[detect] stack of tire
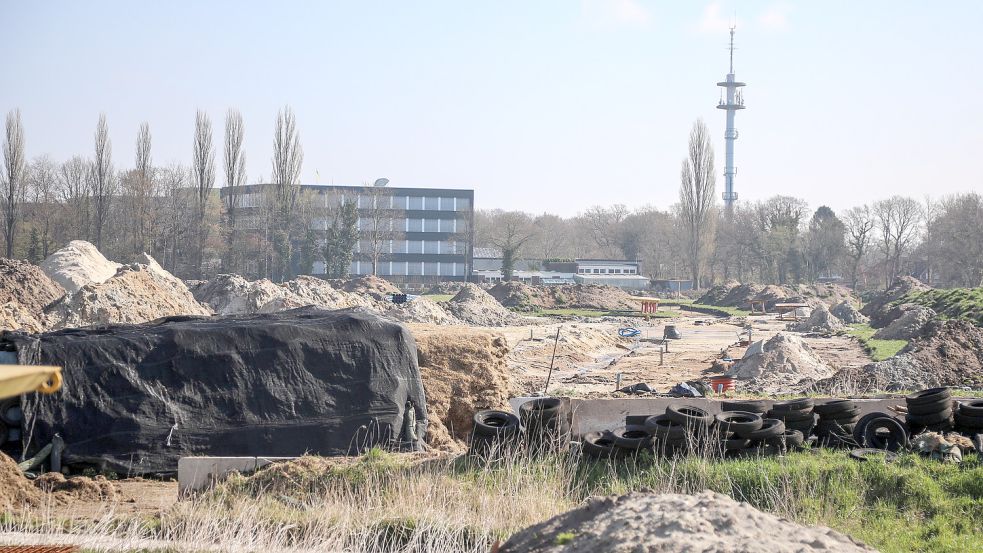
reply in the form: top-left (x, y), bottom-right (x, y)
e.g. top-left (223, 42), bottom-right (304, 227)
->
top-left (905, 388), bottom-right (954, 433)
top-left (814, 399), bottom-right (861, 447)
top-left (519, 398), bottom-right (571, 455)
top-left (852, 412), bottom-right (909, 451)
top-left (766, 399), bottom-right (817, 438)
top-left (644, 404), bottom-right (715, 456)
top-left (716, 411), bottom-right (802, 455)
top-left (955, 400), bottom-right (983, 434)
top-left (720, 400), bottom-right (771, 417)
top-left (469, 409), bottom-right (521, 458)
top-left (581, 425), bottom-right (651, 460)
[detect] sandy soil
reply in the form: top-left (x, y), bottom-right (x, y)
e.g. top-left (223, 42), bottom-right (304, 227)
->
top-left (39, 478), bottom-right (178, 520)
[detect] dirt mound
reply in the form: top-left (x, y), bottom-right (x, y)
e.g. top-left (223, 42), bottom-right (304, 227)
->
top-left (0, 452), bottom-right (41, 510)
top-left (0, 257), bottom-right (65, 313)
top-left (410, 324), bottom-right (512, 451)
top-left (444, 283), bottom-right (525, 326)
top-left (0, 301), bottom-right (47, 332)
top-left (726, 332), bottom-right (836, 393)
top-left (489, 281), bottom-right (550, 310)
top-left (283, 276), bottom-right (375, 310)
top-left (34, 472), bottom-right (118, 503)
top-left (832, 300), bottom-right (867, 324)
top-left (820, 319), bottom-right (983, 392)
top-left (338, 275), bottom-right (401, 301)
top-left (41, 240), bottom-right (121, 293)
top-left (872, 304), bottom-right (935, 340)
top-left (795, 283), bottom-right (856, 308)
top-left (426, 281), bottom-right (465, 295)
top-left (383, 296), bottom-right (461, 325)
top-left (489, 281), bottom-right (639, 312)
top-left (500, 490), bottom-right (874, 553)
top-left (862, 276), bottom-right (931, 327)
top-left (192, 274), bottom-right (298, 315)
top-left (793, 303), bottom-right (844, 334)
top-left (52, 263), bottom-right (212, 329)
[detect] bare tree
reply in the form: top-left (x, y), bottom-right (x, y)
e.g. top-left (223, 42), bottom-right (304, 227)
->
top-left (874, 196), bottom-right (922, 288)
top-left (92, 113), bottom-right (116, 250)
top-left (27, 155), bottom-right (59, 259)
top-left (270, 106), bottom-right (303, 280)
top-left (2, 109), bottom-right (27, 256)
top-left (363, 186), bottom-right (400, 275)
top-left (489, 211), bottom-right (536, 281)
top-left (223, 108), bottom-right (246, 273)
top-left (678, 119), bottom-right (717, 287)
top-left (58, 155), bottom-right (91, 241)
top-left (192, 110), bottom-right (216, 277)
top-left (130, 121), bottom-right (155, 254)
top-left (842, 205), bottom-right (875, 289)
top-left (580, 205), bottom-right (629, 257)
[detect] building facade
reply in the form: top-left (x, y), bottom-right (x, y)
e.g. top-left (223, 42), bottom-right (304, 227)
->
top-left (226, 183), bottom-right (474, 283)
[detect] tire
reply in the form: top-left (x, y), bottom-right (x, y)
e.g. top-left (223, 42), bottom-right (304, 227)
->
top-left (850, 448), bottom-right (898, 462)
top-left (715, 411), bottom-right (763, 436)
top-left (740, 418), bottom-right (785, 440)
top-left (905, 387), bottom-right (951, 406)
top-left (769, 409), bottom-right (814, 423)
top-left (610, 425), bottom-right (652, 450)
top-left (770, 398), bottom-right (815, 413)
top-left (814, 399), bottom-right (856, 416)
top-left (906, 396), bottom-right (952, 416)
top-left (519, 398), bottom-right (562, 421)
top-left (860, 417), bottom-right (909, 452)
top-left (665, 404), bottom-right (714, 429)
top-left (581, 431), bottom-right (621, 460)
top-left (852, 412), bottom-right (893, 445)
top-left (906, 407), bottom-right (953, 426)
top-left (472, 410), bottom-right (520, 438)
top-left (822, 408), bottom-right (862, 423)
top-left (644, 414), bottom-right (686, 439)
top-left (768, 429), bottom-right (804, 450)
top-left (957, 400), bottom-right (983, 417)
top-left (954, 411), bottom-right (983, 430)
top-left (0, 398), bottom-right (21, 426)
top-left (722, 437), bottom-right (751, 451)
top-left (721, 400), bottom-right (770, 414)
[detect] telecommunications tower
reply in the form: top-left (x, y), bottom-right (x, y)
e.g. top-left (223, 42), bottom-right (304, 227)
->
top-left (717, 26), bottom-right (745, 212)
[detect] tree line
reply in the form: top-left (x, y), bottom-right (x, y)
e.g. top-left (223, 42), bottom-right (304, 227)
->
top-left (476, 120), bottom-right (983, 290)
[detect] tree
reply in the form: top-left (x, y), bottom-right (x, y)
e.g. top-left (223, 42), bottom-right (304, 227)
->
top-left (2, 109), bottom-right (26, 257)
top-left (192, 110), bottom-right (216, 277)
top-left (363, 186), bottom-right (400, 275)
top-left (873, 196), bottom-right (922, 288)
top-left (129, 121), bottom-right (155, 254)
top-left (223, 109), bottom-right (246, 273)
top-left (323, 198), bottom-right (358, 278)
top-left (58, 155), bottom-right (91, 242)
top-left (92, 114), bottom-right (116, 250)
top-left (805, 206), bottom-right (845, 280)
top-left (27, 155), bottom-right (59, 259)
top-left (842, 205), bottom-right (875, 289)
top-left (489, 211), bottom-right (535, 281)
top-left (580, 205), bottom-right (629, 257)
top-left (678, 119), bottom-right (717, 287)
top-left (270, 106), bottom-right (303, 280)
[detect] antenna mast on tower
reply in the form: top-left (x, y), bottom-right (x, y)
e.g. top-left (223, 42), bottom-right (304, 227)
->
top-left (717, 26), bottom-right (745, 213)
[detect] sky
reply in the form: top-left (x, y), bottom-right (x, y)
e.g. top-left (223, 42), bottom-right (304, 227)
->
top-left (2, 1), bottom-right (981, 217)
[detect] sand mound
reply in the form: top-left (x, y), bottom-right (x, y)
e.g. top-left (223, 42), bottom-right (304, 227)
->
top-left (0, 452), bottom-right (41, 510)
top-left (444, 283), bottom-right (525, 326)
top-left (34, 472), bottom-right (118, 503)
top-left (0, 257), bottom-right (65, 313)
top-left (383, 297), bottom-right (461, 325)
top-left (795, 283), bottom-right (856, 308)
top-left (192, 274), bottom-right (299, 315)
top-left (338, 275), bottom-right (401, 301)
top-left (832, 300), bottom-right (867, 324)
top-left (283, 276), bottom-right (375, 310)
top-left (52, 263), bottom-right (212, 329)
top-left (500, 490), bottom-right (874, 553)
top-left (410, 324), bottom-right (512, 450)
top-left (727, 332), bottom-right (835, 393)
top-left (862, 276), bottom-right (931, 327)
top-left (41, 240), bottom-right (121, 293)
top-left (794, 303), bottom-right (844, 334)
top-left (872, 304), bottom-right (935, 340)
top-left (489, 281), bottom-right (639, 312)
top-left (0, 301), bottom-right (47, 333)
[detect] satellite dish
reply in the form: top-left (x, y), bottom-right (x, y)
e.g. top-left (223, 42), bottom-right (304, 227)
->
top-left (373, 178), bottom-right (389, 187)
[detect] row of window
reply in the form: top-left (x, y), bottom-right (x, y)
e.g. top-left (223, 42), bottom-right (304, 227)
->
top-left (357, 195), bottom-right (471, 212)
top-left (577, 267), bottom-right (638, 275)
top-left (356, 217), bottom-right (462, 233)
top-left (311, 261), bottom-right (464, 277)
top-left (356, 240), bottom-right (466, 255)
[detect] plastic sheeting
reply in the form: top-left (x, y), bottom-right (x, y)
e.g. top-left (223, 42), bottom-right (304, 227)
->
top-left (3, 308), bottom-right (428, 474)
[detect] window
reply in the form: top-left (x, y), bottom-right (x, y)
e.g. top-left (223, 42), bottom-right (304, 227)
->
top-left (392, 195), bottom-right (408, 209)
top-left (407, 218), bottom-right (423, 232)
top-left (408, 262), bottom-right (423, 276)
top-left (438, 219), bottom-right (457, 232)
top-left (424, 262), bottom-right (438, 276)
top-left (407, 240), bottom-right (423, 254)
top-left (424, 218), bottom-right (439, 232)
top-left (438, 197), bottom-right (455, 211)
top-left (378, 262), bottom-right (391, 276)
top-left (456, 197), bottom-right (471, 210)
top-left (408, 196), bottom-right (424, 210)
top-left (593, 269), bottom-right (600, 274)
top-left (424, 196), bottom-right (439, 210)
top-left (424, 241), bottom-right (439, 254)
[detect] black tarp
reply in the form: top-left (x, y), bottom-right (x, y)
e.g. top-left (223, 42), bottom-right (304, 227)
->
top-left (3, 307), bottom-right (428, 474)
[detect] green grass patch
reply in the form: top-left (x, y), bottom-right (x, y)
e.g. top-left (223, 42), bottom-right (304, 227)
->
top-left (660, 299), bottom-right (751, 317)
top-left (899, 287), bottom-right (983, 327)
top-left (844, 323), bottom-right (908, 361)
top-left (421, 293), bottom-right (455, 303)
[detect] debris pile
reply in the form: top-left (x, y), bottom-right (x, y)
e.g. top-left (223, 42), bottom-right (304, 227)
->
top-left (832, 300), bottom-right (868, 324)
top-left (499, 490), bottom-right (874, 553)
top-left (0, 452), bottom-right (41, 510)
top-left (384, 296), bottom-right (461, 325)
top-left (794, 282), bottom-right (856, 308)
top-left (699, 281), bottom-right (857, 311)
top-left (861, 276), bottom-right (931, 327)
top-left (489, 281), bottom-right (639, 311)
top-left (40, 240), bottom-right (121, 293)
top-left (726, 332), bottom-right (836, 393)
top-left (872, 304), bottom-right (935, 340)
top-left (336, 274), bottom-right (401, 301)
top-left (34, 472), bottom-right (118, 503)
top-left (411, 324), bottom-right (512, 450)
top-left (0, 301), bottom-right (47, 333)
top-left (191, 274), bottom-right (297, 315)
top-left (425, 281), bottom-right (465, 295)
top-left (0, 258), bottom-right (65, 314)
top-left (444, 283), bottom-right (526, 326)
top-left (794, 303), bottom-right (844, 334)
top-left (282, 276), bottom-right (375, 310)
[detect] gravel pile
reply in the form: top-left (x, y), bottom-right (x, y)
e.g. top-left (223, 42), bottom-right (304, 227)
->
top-left (872, 304), bottom-right (935, 340)
top-left (793, 303), bottom-right (844, 334)
top-left (832, 300), bottom-right (867, 324)
top-left (40, 240), bottom-right (121, 293)
top-left (191, 274), bottom-right (299, 315)
top-left (727, 333), bottom-right (836, 393)
top-left (444, 283), bottom-right (526, 326)
top-left (500, 490), bottom-right (874, 552)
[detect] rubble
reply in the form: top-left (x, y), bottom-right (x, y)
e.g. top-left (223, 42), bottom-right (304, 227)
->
top-left (500, 490), bottom-right (874, 553)
top-left (726, 332), bottom-right (836, 393)
top-left (191, 274), bottom-right (300, 315)
top-left (793, 303), bottom-right (844, 334)
top-left (0, 301), bottom-right (47, 333)
top-left (383, 296), bottom-right (461, 325)
top-left (872, 304), bottom-right (935, 340)
top-left (40, 240), bottom-right (121, 293)
top-left (336, 274), bottom-right (401, 301)
top-left (832, 300), bottom-right (868, 324)
top-left (444, 283), bottom-right (527, 326)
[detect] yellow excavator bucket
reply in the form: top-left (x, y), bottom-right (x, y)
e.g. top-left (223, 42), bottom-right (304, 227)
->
top-left (0, 365), bottom-right (62, 399)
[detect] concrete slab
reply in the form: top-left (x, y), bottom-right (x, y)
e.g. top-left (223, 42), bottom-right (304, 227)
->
top-left (178, 456), bottom-right (297, 496)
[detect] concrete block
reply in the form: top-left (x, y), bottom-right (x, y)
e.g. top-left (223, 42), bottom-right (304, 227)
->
top-left (178, 456), bottom-right (296, 496)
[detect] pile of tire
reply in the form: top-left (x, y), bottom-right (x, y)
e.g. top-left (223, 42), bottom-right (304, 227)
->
top-left (814, 399), bottom-right (861, 447)
top-left (954, 399), bottom-right (983, 434)
top-left (519, 398), bottom-right (571, 455)
top-left (581, 425), bottom-right (651, 460)
top-left (716, 411), bottom-right (803, 456)
top-left (644, 404), bottom-right (716, 456)
top-left (469, 409), bottom-right (522, 458)
top-left (905, 388), bottom-right (955, 433)
top-left (766, 399), bottom-right (817, 438)
top-left (852, 411), bottom-right (909, 452)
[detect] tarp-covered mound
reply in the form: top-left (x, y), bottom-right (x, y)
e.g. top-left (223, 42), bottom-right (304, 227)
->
top-left (7, 308), bottom-right (427, 474)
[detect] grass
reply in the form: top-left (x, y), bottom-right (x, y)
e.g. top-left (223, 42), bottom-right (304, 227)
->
top-left (660, 299), bottom-right (752, 317)
top-left (899, 287), bottom-right (983, 327)
top-left (844, 323), bottom-right (909, 361)
top-left (421, 293), bottom-right (455, 303)
top-left (5, 446), bottom-right (981, 552)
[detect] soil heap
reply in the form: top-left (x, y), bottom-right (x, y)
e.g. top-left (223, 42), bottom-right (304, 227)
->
top-left (872, 304), bottom-right (935, 340)
top-left (444, 283), bottom-right (525, 326)
top-left (0, 301), bottom-right (47, 333)
top-left (795, 283), bottom-right (856, 308)
top-left (861, 276), bottom-right (931, 327)
top-left (726, 332), bottom-right (836, 393)
top-left (0, 258), bottom-right (65, 313)
top-left (489, 281), bottom-right (639, 312)
top-left (191, 274), bottom-right (300, 315)
top-left (410, 324), bottom-right (512, 450)
top-left (40, 240), bottom-right (121, 293)
top-left (337, 274), bottom-right (401, 301)
top-left (51, 263), bottom-right (212, 328)
top-left (282, 275), bottom-right (375, 310)
top-left (694, 279), bottom-right (742, 305)
top-left (499, 490), bottom-right (874, 553)
top-left (34, 472), bottom-right (118, 503)
top-left (0, 452), bottom-right (41, 511)
top-left (832, 300), bottom-right (867, 324)
top-left (794, 303), bottom-right (844, 334)
top-left (384, 296), bottom-right (461, 325)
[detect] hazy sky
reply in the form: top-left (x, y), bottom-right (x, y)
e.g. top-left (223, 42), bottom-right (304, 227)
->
top-left (2, 1), bottom-right (981, 216)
